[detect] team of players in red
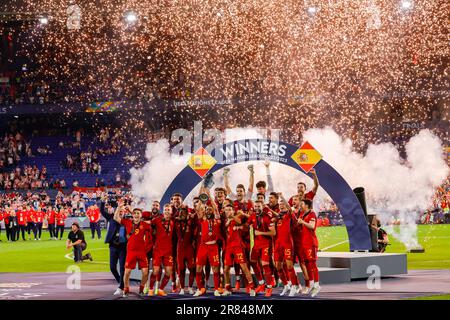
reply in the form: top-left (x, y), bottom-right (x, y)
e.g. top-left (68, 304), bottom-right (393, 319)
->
top-left (113, 168), bottom-right (321, 298)
top-left (0, 204), bottom-right (101, 241)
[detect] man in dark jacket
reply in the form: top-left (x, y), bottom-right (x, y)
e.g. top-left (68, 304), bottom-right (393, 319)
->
top-left (100, 195), bottom-right (127, 296)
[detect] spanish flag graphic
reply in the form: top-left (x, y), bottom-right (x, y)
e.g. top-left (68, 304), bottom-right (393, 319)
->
top-left (188, 147), bottom-right (217, 178)
top-left (291, 141), bottom-right (322, 173)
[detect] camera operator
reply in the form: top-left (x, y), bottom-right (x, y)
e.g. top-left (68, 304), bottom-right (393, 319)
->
top-left (66, 222), bottom-right (93, 262)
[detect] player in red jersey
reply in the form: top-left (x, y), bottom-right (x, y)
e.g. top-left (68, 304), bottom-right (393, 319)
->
top-left (174, 205), bottom-right (198, 295)
top-left (32, 208), bottom-right (44, 240)
top-left (221, 204), bottom-right (256, 296)
top-left (149, 204), bottom-right (175, 296)
top-left (26, 206), bottom-right (34, 240)
top-left (297, 199), bottom-right (321, 297)
top-left (17, 206), bottom-right (27, 241)
top-left (230, 182), bottom-right (253, 291)
top-left (114, 205), bottom-right (151, 298)
top-left (291, 195), bottom-right (312, 294)
top-left (270, 193), bottom-right (302, 296)
top-left (247, 200), bottom-right (276, 296)
top-left (142, 200), bottom-right (160, 294)
top-left (87, 204), bottom-right (101, 239)
top-left (194, 190), bottom-right (222, 297)
top-left (288, 168), bottom-right (319, 206)
top-left (45, 205), bottom-right (57, 240)
top-left (55, 208), bottom-right (67, 240)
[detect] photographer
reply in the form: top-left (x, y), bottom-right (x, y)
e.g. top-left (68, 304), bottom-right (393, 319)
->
top-left (100, 193), bottom-right (127, 296)
top-left (377, 222), bottom-right (389, 253)
top-left (66, 222), bottom-right (93, 262)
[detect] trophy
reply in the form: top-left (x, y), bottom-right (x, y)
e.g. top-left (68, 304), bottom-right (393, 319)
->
top-left (203, 173), bottom-right (215, 189)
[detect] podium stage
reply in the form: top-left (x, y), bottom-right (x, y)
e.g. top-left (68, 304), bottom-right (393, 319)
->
top-left (130, 252), bottom-right (407, 286)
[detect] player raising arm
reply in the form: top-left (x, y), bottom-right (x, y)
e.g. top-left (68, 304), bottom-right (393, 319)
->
top-left (297, 199), bottom-right (321, 297)
top-left (114, 203), bottom-right (151, 298)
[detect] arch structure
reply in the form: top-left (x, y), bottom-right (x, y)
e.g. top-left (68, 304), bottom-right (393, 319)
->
top-left (161, 139), bottom-right (371, 251)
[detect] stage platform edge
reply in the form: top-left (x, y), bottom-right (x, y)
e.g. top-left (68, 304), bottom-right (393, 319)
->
top-left (130, 252), bottom-right (407, 285)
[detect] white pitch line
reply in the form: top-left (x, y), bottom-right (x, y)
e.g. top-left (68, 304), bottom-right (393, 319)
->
top-left (321, 240), bottom-right (349, 251)
top-left (64, 247), bottom-right (109, 265)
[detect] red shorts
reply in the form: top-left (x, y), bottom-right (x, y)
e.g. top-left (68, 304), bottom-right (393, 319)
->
top-left (224, 246), bottom-right (247, 266)
top-left (177, 245), bottom-right (196, 269)
top-left (300, 246), bottom-right (318, 262)
top-left (273, 244), bottom-right (293, 262)
top-left (196, 243), bottom-right (220, 267)
top-left (153, 248), bottom-right (174, 267)
top-left (250, 245), bottom-right (271, 263)
top-left (125, 251), bottom-right (149, 270)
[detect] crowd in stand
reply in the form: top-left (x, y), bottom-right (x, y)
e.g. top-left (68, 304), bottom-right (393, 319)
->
top-left (0, 165), bottom-right (50, 190)
top-left (0, 132), bottom-right (32, 170)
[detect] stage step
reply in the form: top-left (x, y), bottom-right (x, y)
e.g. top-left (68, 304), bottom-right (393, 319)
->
top-left (317, 252), bottom-right (407, 279)
top-left (130, 266), bottom-right (351, 286)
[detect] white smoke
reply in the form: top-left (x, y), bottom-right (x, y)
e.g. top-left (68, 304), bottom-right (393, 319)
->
top-left (303, 127), bottom-right (449, 249)
top-left (129, 139), bottom-right (190, 208)
top-left (129, 127), bottom-right (448, 249)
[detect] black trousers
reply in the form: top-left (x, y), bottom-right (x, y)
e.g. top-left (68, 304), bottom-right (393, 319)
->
top-left (11, 225), bottom-right (18, 241)
top-left (27, 222), bottom-right (35, 235)
top-left (55, 225), bottom-right (64, 239)
top-left (18, 225), bottom-right (27, 240)
top-left (109, 244), bottom-right (127, 289)
top-left (33, 223), bottom-right (43, 239)
top-left (48, 223), bottom-right (55, 238)
top-left (90, 222), bottom-right (101, 239)
top-left (73, 242), bottom-right (88, 262)
top-left (5, 223), bottom-right (11, 241)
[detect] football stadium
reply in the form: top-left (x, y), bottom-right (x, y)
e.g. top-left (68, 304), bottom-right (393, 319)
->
top-left (0, 0), bottom-right (449, 307)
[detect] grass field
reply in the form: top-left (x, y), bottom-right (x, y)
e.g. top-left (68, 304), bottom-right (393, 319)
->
top-left (0, 224), bottom-right (449, 273)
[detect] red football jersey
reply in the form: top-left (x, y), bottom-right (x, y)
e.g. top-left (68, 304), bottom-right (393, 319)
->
top-left (56, 212), bottom-right (66, 226)
top-left (288, 191), bottom-right (315, 207)
top-left (152, 216), bottom-right (175, 252)
top-left (121, 219), bottom-right (152, 252)
top-left (47, 210), bottom-right (56, 224)
top-left (87, 208), bottom-right (100, 223)
top-left (33, 211), bottom-right (43, 223)
top-left (274, 212), bottom-right (294, 247)
top-left (233, 199), bottom-right (253, 214)
top-left (225, 219), bottom-right (244, 248)
top-left (199, 218), bottom-right (222, 244)
top-left (26, 210), bottom-right (34, 223)
top-left (247, 211), bottom-right (273, 248)
top-left (175, 217), bottom-right (197, 248)
top-left (17, 211), bottom-right (27, 226)
top-left (300, 211), bottom-right (318, 247)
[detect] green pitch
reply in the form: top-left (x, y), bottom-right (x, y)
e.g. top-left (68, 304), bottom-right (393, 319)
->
top-left (0, 224), bottom-right (449, 273)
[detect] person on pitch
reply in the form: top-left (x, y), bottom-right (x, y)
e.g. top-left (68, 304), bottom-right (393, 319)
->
top-left (149, 204), bottom-right (174, 296)
top-left (114, 204), bottom-right (151, 297)
top-left (288, 168), bottom-right (319, 206)
top-left (66, 221), bottom-right (93, 263)
top-left (297, 199), bottom-right (321, 297)
top-left (194, 189), bottom-right (222, 297)
top-left (174, 204), bottom-right (198, 295)
top-left (247, 200), bottom-right (276, 297)
top-left (291, 194), bottom-right (312, 294)
top-left (222, 205), bottom-right (256, 296)
top-left (268, 193), bottom-right (302, 296)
